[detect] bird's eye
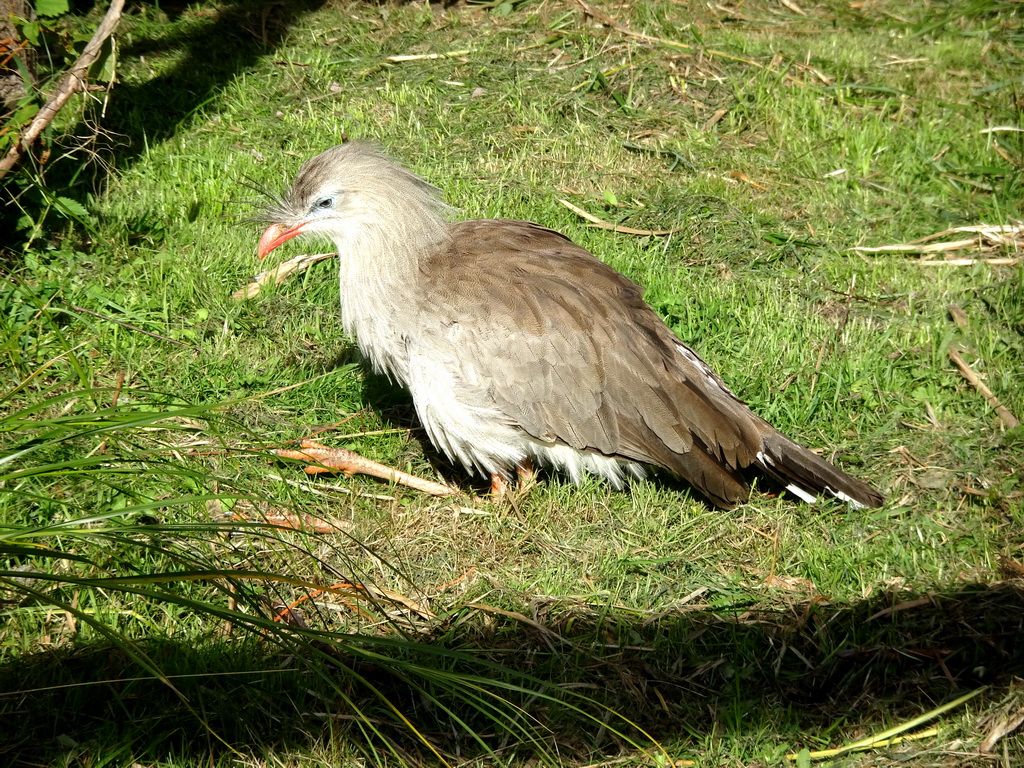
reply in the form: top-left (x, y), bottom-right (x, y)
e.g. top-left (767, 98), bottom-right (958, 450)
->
top-left (314, 196), bottom-right (334, 210)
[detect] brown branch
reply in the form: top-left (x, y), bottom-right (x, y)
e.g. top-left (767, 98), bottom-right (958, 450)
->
top-left (0, 0), bottom-right (126, 180)
top-left (948, 346), bottom-right (1020, 429)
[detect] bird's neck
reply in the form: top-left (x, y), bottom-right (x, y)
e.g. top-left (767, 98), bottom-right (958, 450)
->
top-left (333, 208), bottom-right (451, 382)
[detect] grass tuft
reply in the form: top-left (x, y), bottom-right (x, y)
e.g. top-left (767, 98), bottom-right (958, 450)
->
top-left (2, 0), bottom-right (1022, 765)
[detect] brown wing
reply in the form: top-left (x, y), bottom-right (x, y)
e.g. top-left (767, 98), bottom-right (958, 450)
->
top-left (415, 219), bottom-right (773, 507)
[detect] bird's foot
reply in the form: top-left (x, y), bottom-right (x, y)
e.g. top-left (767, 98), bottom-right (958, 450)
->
top-left (489, 459), bottom-right (536, 502)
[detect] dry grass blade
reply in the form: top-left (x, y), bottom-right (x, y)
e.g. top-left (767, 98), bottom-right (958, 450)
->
top-left (978, 685), bottom-right (1024, 753)
top-left (464, 603), bottom-right (574, 647)
top-left (853, 223), bottom-right (1024, 261)
top-left (557, 198), bottom-right (680, 236)
top-left (386, 50), bottom-right (472, 63)
top-left (786, 728), bottom-right (939, 761)
top-left (231, 252), bottom-right (337, 299)
top-left (785, 687), bottom-right (985, 761)
top-left (980, 707), bottom-right (1024, 753)
top-left (565, 0), bottom-right (767, 68)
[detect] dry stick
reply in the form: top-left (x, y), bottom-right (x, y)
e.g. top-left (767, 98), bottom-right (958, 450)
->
top-left (908, 223), bottom-right (1023, 242)
top-left (275, 439), bottom-right (462, 497)
top-left (0, 0), bottom-right (126, 180)
top-left (385, 50), bottom-right (471, 63)
top-left (108, 371), bottom-right (126, 408)
top-left (948, 346), bottom-right (1020, 429)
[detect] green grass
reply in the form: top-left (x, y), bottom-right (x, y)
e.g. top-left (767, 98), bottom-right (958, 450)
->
top-left (2, 0), bottom-right (1023, 765)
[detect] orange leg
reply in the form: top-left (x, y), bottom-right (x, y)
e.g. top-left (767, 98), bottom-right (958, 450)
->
top-left (489, 458), bottom-right (536, 500)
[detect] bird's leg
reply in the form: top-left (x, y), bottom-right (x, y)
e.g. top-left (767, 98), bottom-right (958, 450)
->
top-left (516, 457), bottom-right (536, 492)
top-left (489, 473), bottom-right (510, 497)
top-left (489, 458), bottom-right (536, 500)
top-left (274, 439), bottom-right (461, 497)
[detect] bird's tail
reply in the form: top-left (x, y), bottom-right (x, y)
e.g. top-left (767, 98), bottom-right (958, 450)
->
top-left (756, 431), bottom-right (884, 509)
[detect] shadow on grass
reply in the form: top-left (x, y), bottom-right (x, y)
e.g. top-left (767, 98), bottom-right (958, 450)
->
top-left (27, 0), bottom-right (325, 197)
top-left (1, 0), bottom-right (329, 241)
top-left (1, 582), bottom-right (1021, 764)
top-left (105, 0), bottom-right (323, 156)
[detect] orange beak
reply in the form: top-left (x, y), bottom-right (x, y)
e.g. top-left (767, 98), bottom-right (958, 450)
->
top-left (257, 221), bottom-right (306, 260)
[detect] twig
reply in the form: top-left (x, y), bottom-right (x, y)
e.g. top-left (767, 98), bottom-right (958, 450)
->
top-left (0, 0), bottom-right (126, 180)
top-left (948, 346), bottom-right (1020, 429)
top-left (274, 439), bottom-right (462, 497)
top-left (231, 251), bottom-right (337, 299)
top-left (72, 305), bottom-right (192, 348)
top-left (108, 371), bottom-right (126, 408)
top-left (0, 37), bottom-right (29, 70)
top-left (855, 238), bottom-right (980, 253)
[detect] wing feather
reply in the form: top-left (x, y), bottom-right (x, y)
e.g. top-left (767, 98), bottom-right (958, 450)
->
top-left (412, 219), bottom-right (766, 505)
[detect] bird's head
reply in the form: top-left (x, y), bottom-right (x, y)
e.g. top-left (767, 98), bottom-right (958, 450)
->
top-left (256, 142), bottom-right (448, 260)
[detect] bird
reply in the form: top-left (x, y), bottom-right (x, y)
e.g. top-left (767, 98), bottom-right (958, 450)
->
top-left (255, 141), bottom-right (883, 510)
